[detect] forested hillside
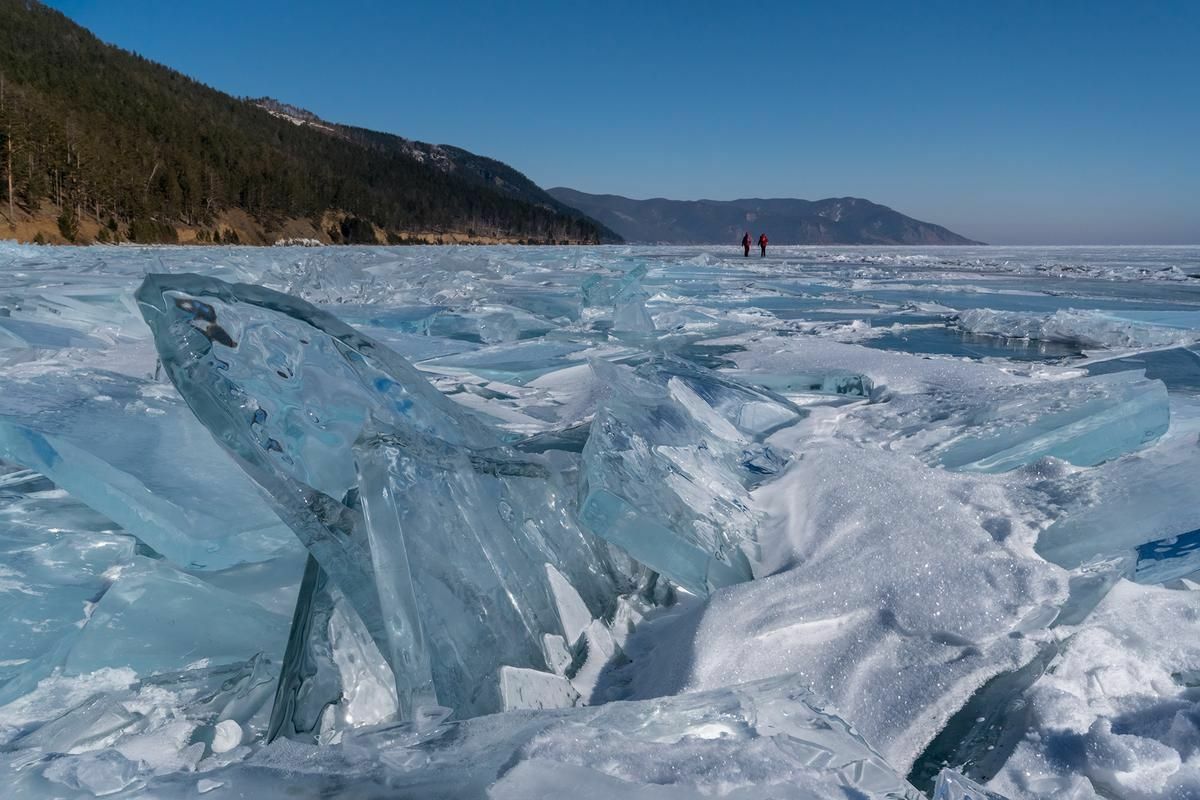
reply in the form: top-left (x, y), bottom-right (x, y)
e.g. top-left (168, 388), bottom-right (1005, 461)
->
top-left (0, 0), bottom-right (618, 244)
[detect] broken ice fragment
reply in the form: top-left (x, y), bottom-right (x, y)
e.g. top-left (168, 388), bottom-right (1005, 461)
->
top-left (612, 279), bottom-right (654, 334)
top-left (935, 371), bottom-right (1169, 472)
top-left (1035, 420), bottom-right (1200, 571)
top-left (428, 304), bottom-right (554, 343)
top-left (15, 695), bottom-right (142, 754)
top-left (0, 368), bottom-right (296, 569)
top-left (639, 357), bottom-right (806, 441)
top-left (0, 317), bottom-right (108, 350)
top-left (356, 424), bottom-right (617, 717)
top-left (579, 359), bottom-right (759, 595)
top-left (43, 749), bottom-right (140, 797)
top-left (498, 666), bottom-right (580, 711)
top-left (61, 558), bottom-right (289, 678)
top-left (956, 308), bottom-right (1200, 350)
top-left (420, 339), bottom-right (598, 385)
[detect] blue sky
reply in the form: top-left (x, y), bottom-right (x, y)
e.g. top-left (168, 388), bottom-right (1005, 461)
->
top-left (45, 0), bottom-right (1200, 244)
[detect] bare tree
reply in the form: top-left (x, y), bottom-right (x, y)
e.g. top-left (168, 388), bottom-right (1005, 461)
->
top-left (2, 73), bottom-right (12, 226)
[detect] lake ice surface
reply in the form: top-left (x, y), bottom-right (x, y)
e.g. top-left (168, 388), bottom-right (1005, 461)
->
top-left (1, 243), bottom-right (1199, 798)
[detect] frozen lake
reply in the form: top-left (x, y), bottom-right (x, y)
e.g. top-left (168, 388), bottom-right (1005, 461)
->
top-left (1, 243), bottom-right (1200, 799)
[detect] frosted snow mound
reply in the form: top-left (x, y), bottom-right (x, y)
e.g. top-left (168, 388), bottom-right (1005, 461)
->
top-left (957, 308), bottom-right (1200, 350)
top-left (602, 441), bottom-right (1068, 772)
top-left (990, 581), bottom-right (1200, 800)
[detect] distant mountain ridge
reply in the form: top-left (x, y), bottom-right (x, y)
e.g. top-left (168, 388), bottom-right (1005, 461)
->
top-left (0, 0), bottom-right (619, 245)
top-left (547, 189), bottom-right (982, 245)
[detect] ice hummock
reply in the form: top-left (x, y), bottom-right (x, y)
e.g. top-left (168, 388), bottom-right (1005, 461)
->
top-left (3, 243), bottom-right (1200, 799)
top-left (136, 273), bottom-right (626, 722)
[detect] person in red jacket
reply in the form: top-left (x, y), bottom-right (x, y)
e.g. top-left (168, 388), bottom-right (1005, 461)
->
top-left (759, 233), bottom-right (768, 257)
top-left (741, 232), bottom-right (751, 257)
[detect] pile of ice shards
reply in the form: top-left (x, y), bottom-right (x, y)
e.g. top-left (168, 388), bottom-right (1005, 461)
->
top-left (3, 242), bottom-right (1200, 799)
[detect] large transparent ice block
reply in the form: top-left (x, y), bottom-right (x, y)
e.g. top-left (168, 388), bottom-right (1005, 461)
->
top-left (579, 359), bottom-right (762, 595)
top-left (136, 274), bottom-right (623, 720)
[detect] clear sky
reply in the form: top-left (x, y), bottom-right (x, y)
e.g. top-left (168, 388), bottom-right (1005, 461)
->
top-left (44, 0), bottom-right (1200, 244)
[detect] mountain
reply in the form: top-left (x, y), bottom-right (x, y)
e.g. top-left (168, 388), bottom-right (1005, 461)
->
top-left (547, 189), bottom-right (982, 246)
top-left (251, 98), bottom-right (614, 229)
top-left (0, 0), bottom-right (619, 245)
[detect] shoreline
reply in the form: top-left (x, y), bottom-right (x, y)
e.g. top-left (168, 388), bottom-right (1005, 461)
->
top-left (0, 204), bottom-right (610, 247)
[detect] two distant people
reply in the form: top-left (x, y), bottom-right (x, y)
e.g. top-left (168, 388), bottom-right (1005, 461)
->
top-left (742, 232), bottom-right (768, 257)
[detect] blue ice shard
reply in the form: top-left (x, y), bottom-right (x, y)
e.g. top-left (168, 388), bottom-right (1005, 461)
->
top-left (61, 558), bottom-right (289, 677)
top-left (428, 304), bottom-right (555, 343)
top-left (612, 277), bottom-right (654, 334)
top-left (1035, 418), bottom-right (1200, 572)
top-left (581, 263), bottom-right (647, 309)
top-left (581, 263), bottom-right (655, 334)
top-left (0, 317), bottom-right (107, 350)
top-left (641, 358), bottom-right (807, 441)
top-left (0, 481), bottom-right (136, 693)
top-left (421, 340), bottom-right (596, 385)
top-left (136, 274), bottom-right (623, 720)
top-left (579, 359), bottom-right (766, 595)
top-left (1, 555), bottom-right (290, 706)
top-left (0, 368), bottom-right (296, 569)
top-left (935, 371), bottom-right (1169, 473)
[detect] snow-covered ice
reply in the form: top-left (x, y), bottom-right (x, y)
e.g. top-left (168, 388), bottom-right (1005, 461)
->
top-left (1, 242), bottom-right (1199, 798)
